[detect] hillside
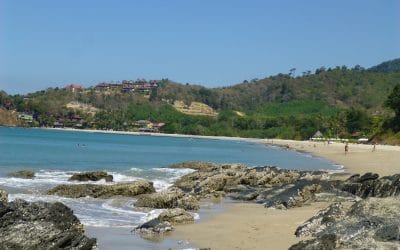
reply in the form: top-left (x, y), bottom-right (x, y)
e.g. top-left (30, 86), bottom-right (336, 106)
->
top-left (1, 58), bottom-right (400, 141)
top-left (368, 58), bottom-right (400, 73)
top-left (0, 108), bottom-right (19, 126)
top-left (156, 64), bottom-right (400, 112)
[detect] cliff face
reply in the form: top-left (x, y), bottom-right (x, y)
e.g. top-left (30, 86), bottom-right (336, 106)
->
top-left (0, 108), bottom-right (19, 126)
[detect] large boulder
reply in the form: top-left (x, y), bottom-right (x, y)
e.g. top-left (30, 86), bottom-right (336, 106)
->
top-left (0, 189), bottom-right (7, 203)
top-left (290, 197), bottom-right (400, 249)
top-left (47, 180), bottom-right (155, 198)
top-left (69, 171), bottom-right (113, 182)
top-left (135, 188), bottom-right (199, 210)
top-left (0, 199), bottom-right (97, 249)
top-left (8, 170), bottom-right (35, 179)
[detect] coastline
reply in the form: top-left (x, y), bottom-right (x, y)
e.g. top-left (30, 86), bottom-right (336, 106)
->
top-left (169, 139), bottom-right (400, 249)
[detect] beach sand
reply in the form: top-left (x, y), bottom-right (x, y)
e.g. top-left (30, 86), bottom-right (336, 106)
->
top-left (266, 139), bottom-right (400, 176)
top-left (171, 140), bottom-right (400, 250)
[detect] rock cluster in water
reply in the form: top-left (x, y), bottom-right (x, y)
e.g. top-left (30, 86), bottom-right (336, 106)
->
top-left (0, 188), bottom-right (97, 249)
top-left (7, 170), bottom-right (35, 179)
top-left (47, 180), bottom-right (155, 198)
top-left (68, 171), bottom-right (114, 182)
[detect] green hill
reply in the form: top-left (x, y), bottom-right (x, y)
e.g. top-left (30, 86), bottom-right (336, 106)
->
top-left (1, 58), bottom-right (400, 142)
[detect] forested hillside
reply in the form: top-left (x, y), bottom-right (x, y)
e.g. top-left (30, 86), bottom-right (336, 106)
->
top-left (1, 58), bottom-right (400, 142)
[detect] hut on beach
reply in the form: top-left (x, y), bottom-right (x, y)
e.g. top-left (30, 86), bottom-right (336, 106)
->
top-left (311, 130), bottom-right (324, 141)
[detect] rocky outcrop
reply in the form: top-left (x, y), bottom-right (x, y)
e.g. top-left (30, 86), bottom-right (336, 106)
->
top-left (290, 197), bottom-right (400, 249)
top-left (8, 170), bottom-right (35, 179)
top-left (0, 199), bottom-right (97, 249)
top-left (0, 189), bottom-right (7, 203)
top-left (47, 180), bottom-right (155, 198)
top-left (339, 173), bottom-right (400, 198)
top-left (135, 187), bottom-right (199, 210)
top-left (171, 162), bottom-right (332, 208)
top-left (69, 171), bottom-right (113, 182)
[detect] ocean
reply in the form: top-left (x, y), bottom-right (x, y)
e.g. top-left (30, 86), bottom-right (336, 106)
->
top-left (0, 127), bottom-right (340, 228)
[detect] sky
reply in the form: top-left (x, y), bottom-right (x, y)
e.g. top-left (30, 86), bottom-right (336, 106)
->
top-left (1, 0), bottom-right (399, 94)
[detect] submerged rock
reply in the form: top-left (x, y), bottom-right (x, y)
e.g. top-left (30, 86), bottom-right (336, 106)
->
top-left (0, 189), bottom-right (7, 203)
top-left (0, 199), bottom-right (97, 249)
top-left (135, 188), bottom-right (199, 210)
top-left (69, 171), bottom-right (113, 182)
top-left (290, 197), bottom-right (400, 249)
top-left (8, 170), bottom-right (35, 179)
top-left (47, 180), bottom-right (155, 198)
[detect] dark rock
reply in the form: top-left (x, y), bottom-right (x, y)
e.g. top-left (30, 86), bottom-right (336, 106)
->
top-left (8, 170), bottom-right (35, 179)
top-left (69, 171), bottom-right (113, 182)
top-left (295, 203), bottom-right (346, 237)
top-left (340, 173), bottom-right (400, 198)
top-left (47, 180), bottom-right (155, 198)
top-left (0, 199), bottom-right (97, 249)
top-left (135, 188), bottom-right (199, 210)
top-left (291, 197), bottom-right (400, 249)
top-left (260, 180), bottom-right (324, 209)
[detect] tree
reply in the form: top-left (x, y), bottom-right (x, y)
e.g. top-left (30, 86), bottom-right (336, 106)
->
top-left (385, 84), bottom-right (400, 118)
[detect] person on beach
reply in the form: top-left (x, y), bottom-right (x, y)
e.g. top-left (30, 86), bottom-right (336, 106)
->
top-left (345, 143), bottom-right (349, 155)
top-left (372, 142), bottom-right (376, 152)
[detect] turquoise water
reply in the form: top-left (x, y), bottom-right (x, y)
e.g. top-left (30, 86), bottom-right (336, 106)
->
top-left (0, 127), bottom-right (336, 173)
top-left (0, 127), bottom-right (339, 229)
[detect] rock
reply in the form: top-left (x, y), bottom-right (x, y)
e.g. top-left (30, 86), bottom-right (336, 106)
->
top-left (158, 208), bottom-right (194, 225)
top-left (47, 180), bottom-right (155, 198)
top-left (69, 171), bottom-right (113, 182)
top-left (132, 218), bottom-right (173, 241)
top-left (0, 189), bottom-right (7, 203)
top-left (340, 173), bottom-right (400, 198)
top-left (291, 197), bottom-right (400, 249)
top-left (135, 188), bottom-right (199, 210)
top-left (0, 199), bottom-right (97, 249)
top-left (8, 170), bottom-right (35, 179)
top-left (260, 180), bottom-right (324, 209)
top-left (168, 161), bottom-right (219, 171)
top-left (132, 208), bottom-right (194, 241)
top-left (295, 203), bottom-right (346, 237)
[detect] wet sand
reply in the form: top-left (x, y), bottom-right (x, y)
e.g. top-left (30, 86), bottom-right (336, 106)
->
top-left (172, 202), bottom-right (331, 250)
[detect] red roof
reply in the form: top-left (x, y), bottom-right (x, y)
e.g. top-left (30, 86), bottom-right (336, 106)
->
top-left (65, 84), bottom-right (83, 89)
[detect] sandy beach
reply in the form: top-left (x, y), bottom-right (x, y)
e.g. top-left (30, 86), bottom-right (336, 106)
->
top-left (170, 139), bottom-right (400, 250)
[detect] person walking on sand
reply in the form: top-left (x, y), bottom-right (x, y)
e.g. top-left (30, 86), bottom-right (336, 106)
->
top-left (372, 142), bottom-right (376, 152)
top-left (344, 143), bottom-right (349, 155)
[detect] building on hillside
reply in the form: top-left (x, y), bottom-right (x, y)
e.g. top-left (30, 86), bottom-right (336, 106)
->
top-left (64, 84), bottom-right (84, 92)
top-left (18, 113), bottom-right (33, 123)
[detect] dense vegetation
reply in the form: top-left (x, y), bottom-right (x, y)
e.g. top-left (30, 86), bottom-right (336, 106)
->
top-left (1, 58), bottom-right (400, 143)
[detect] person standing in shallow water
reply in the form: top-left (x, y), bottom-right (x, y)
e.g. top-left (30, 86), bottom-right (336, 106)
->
top-left (345, 143), bottom-right (349, 155)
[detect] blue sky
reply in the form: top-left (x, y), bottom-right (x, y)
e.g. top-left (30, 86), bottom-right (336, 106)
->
top-left (1, 0), bottom-right (399, 94)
